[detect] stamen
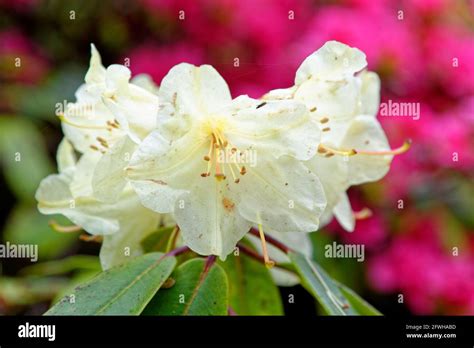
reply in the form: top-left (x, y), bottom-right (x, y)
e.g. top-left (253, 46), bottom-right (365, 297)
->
top-left (257, 223), bottom-right (275, 269)
top-left (353, 207), bottom-right (373, 220)
top-left (319, 144), bottom-right (357, 156)
top-left (320, 117), bottom-right (329, 124)
top-left (58, 115), bottom-right (108, 130)
top-left (240, 166), bottom-right (247, 175)
top-left (49, 220), bottom-right (82, 233)
top-left (79, 234), bottom-right (103, 243)
top-left (322, 127), bottom-right (331, 132)
top-left (90, 145), bottom-right (99, 151)
top-left (228, 163), bottom-right (238, 183)
top-left (355, 139), bottom-right (412, 156)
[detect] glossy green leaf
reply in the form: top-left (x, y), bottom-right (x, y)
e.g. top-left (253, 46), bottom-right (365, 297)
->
top-left (288, 251), bottom-right (381, 316)
top-left (45, 252), bottom-right (176, 315)
top-left (337, 281), bottom-right (382, 315)
top-left (220, 247), bottom-right (283, 315)
top-left (143, 258), bottom-right (228, 316)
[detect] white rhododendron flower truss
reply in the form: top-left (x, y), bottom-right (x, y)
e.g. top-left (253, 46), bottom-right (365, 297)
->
top-left (126, 63), bottom-right (327, 260)
top-left (35, 41), bottom-right (409, 281)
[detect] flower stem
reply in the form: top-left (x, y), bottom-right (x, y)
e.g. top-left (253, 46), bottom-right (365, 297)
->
top-left (164, 245), bottom-right (190, 258)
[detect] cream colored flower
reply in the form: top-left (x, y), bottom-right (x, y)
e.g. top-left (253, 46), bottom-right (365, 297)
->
top-left (264, 41), bottom-right (408, 232)
top-left (126, 63), bottom-right (327, 260)
top-left (35, 139), bottom-right (162, 270)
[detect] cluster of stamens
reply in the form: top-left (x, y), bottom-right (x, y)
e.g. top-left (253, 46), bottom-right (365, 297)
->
top-left (200, 130), bottom-right (247, 184)
top-left (58, 113), bottom-right (121, 154)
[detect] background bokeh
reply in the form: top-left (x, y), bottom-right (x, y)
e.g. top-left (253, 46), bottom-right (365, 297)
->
top-left (0, 0), bottom-right (473, 315)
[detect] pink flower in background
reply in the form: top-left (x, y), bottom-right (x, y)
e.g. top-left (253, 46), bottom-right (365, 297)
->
top-left (368, 218), bottom-right (474, 315)
top-left (425, 25), bottom-right (474, 97)
top-left (0, 29), bottom-right (48, 83)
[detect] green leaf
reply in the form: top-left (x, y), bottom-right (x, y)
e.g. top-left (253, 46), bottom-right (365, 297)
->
top-left (337, 281), bottom-right (382, 315)
top-left (288, 251), bottom-right (381, 316)
top-left (0, 117), bottom-right (54, 202)
top-left (143, 258), bottom-right (228, 316)
top-left (140, 226), bottom-right (175, 253)
top-left (20, 255), bottom-right (100, 276)
top-left (220, 247), bottom-right (283, 315)
top-left (3, 204), bottom-right (78, 260)
top-left (45, 252), bottom-right (176, 315)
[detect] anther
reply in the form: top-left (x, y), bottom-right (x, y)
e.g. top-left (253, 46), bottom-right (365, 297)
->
top-left (320, 117), bottom-right (329, 123)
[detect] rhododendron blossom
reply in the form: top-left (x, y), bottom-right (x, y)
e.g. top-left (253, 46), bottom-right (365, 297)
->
top-left (36, 41), bottom-right (403, 274)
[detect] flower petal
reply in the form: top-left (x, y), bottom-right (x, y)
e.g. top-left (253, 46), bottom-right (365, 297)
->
top-left (227, 96), bottom-right (320, 160)
top-left (102, 65), bottom-right (159, 143)
top-left (56, 138), bottom-right (76, 172)
top-left (36, 172), bottom-right (119, 235)
top-left (358, 71), bottom-right (381, 116)
top-left (92, 136), bottom-right (137, 202)
top-left (99, 198), bottom-right (160, 270)
top-left (295, 41), bottom-right (367, 83)
top-left (341, 115), bottom-right (392, 185)
top-left (173, 176), bottom-right (251, 259)
top-left (236, 157), bottom-right (326, 233)
top-left (85, 43), bottom-right (106, 84)
top-left (157, 63), bottom-right (232, 139)
top-left (333, 192), bottom-right (355, 232)
top-left (127, 129), bottom-right (208, 212)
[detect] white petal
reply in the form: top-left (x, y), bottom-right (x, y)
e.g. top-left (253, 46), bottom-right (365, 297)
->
top-left (227, 96), bottom-right (320, 160)
top-left (56, 138), bottom-right (76, 172)
top-left (174, 176), bottom-right (251, 259)
top-left (92, 136), bottom-right (137, 202)
top-left (295, 41), bottom-right (367, 83)
top-left (157, 63), bottom-right (232, 137)
top-left (357, 71), bottom-right (381, 116)
top-left (262, 86), bottom-right (297, 101)
top-left (99, 200), bottom-right (160, 270)
top-left (131, 73), bottom-right (159, 95)
top-left (36, 172), bottom-right (119, 235)
top-left (61, 86), bottom-right (118, 154)
top-left (294, 78), bottom-right (361, 121)
top-left (341, 115), bottom-right (392, 185)
top-left (333, 193), bottom-right (355, 232)
top-left (85, 44), bottom-right (106, 84)
top-left (70, 151), bottom-right (101, 198)
top-left (127, 129), bottom-right (208, 212)
top-left (102, 65), bottom-right (159, 142)
top-left (236, 157), bottom-right (326, 233)
top-left (305, 154), bottom-right (349, 210)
